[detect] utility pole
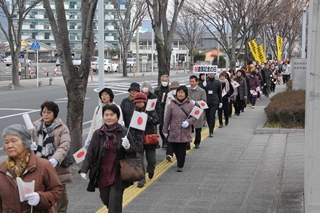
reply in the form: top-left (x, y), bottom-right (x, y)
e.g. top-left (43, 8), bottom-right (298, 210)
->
top-left (301, 6), bottom-right (307, 58)
top-left (136, 27), bottom-right (140, 73)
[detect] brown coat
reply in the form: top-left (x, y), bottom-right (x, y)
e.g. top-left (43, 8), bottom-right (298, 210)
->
top-left (0, 151), bottom-right (63, 213)
top-left (32, 118), bottom-right (73, 184)
top-left (162, 97), bottom-right (197, 143)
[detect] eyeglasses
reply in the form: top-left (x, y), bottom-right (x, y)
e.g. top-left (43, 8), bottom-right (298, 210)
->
top-left (42, 111), bottom-right (53, 115)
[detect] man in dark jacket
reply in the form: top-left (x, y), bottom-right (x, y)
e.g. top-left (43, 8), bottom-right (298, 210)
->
top-left (120, 82), bottom-right (140, 127)
top-left (203, 71), bottom-right (222, 137)
top-left (154, 75), bottom-right (170, 148)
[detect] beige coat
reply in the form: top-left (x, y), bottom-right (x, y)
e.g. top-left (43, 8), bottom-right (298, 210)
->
top-left (188, 86), bottom-right (207, 129)
top-left (32, 118), bottom-right (73, 184)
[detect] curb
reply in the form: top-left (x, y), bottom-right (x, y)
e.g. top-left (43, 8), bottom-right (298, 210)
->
top-left (255, 120), bottom-right (305, 134)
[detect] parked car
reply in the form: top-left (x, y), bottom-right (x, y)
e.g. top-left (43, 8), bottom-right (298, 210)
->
top-left (56, 58), bottom-right (60, 66)
top-left (73, 58), bottom-right (81, 66)
top-left (126, 58), bottom-right (136, 68)
top-left (47, 58), bottom-right (57, 63)
top-left (3, 56), bottom-right (12, 66)
top-left (91, 58), bottom-right (118, 72)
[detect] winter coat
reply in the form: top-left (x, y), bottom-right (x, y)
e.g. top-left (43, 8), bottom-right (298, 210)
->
top-left (32, 118), bottom-right (73, 184)
top-left (263, 68), bottom-right (273, 88)
top-left (234, 76), bottom-right (247, 100)
top-left (80, 125), bottom-right (136, 192)
top-left (219, 81), bottom-right (234, 111)
top-left (164, 91), bottom-right (175, 119)
top-left (154, 85), bottom-right (170, 122)
top-left (147, 92), bottom-right (162, 124)
top-left (249, 75), bottom-right (260, 91)
top-left (86, 102), bottom-right (124, 142)
top-left (162, 97), bottom-right (197, 143)
top-left (281, 64), bottom-right (291, 75)
top-left (120, 97), bottom-right (135, 127)
top-left (188, 86), bottom-right (207, 129)
top-left (203, 77), bottom-right (222, 107)
top-left (130, 110), bottom-right (160, 152)
top-left (0, 151), bottom-right (63, 213)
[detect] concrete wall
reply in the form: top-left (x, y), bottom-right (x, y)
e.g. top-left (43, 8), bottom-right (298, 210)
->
top-left (291, 58), bottom-right (307, 90)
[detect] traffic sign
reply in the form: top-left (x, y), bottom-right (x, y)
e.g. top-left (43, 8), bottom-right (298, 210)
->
top-left (21, 40), bottom-right (27, 46)
top-left (30, 39), bottom-right (40, 50)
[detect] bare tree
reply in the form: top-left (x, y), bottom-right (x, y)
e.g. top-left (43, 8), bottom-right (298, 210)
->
top-left (111, 0), bottom-right (147, 76)
top-left (146, 0), bottom-right (185, 84)
top-left (187, 0), bottom-right (277, 70)
top-left (43, 0), bottom-right (97, 156)
top-left (0, 0), bottom-right (42, 86)
top-left (175, 8), bottom-right (207, 70)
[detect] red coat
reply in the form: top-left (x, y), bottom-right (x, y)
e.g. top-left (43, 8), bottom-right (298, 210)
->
top-left (0, 151), bottom-right (63, 213)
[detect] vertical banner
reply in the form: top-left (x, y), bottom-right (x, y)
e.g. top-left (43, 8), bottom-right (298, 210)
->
top-left (257, 45), bottom-right (267, 64)
top-left (248, 40), bottom-right (260, 64)
top-left (276, 36), bottom-right (283, 60)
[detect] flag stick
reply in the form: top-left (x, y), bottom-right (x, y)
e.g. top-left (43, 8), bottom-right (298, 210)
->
top-left (31, 206), bottom-right (33, 213)
top-left (125, 126), bottom-right (131, 137)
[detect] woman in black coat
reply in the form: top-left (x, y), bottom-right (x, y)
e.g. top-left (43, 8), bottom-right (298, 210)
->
top-left (218, 72), bottom-right (234, 127)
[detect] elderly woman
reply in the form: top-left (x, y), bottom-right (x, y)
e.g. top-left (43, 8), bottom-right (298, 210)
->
top-left (80, 104), bottom-right (136, 213)
top-left (162, 85), bottom-right (197, 172)
top-left (0, 124), bottom-right (63, 213)
top-left (31, 101), bottom-right (72, 213)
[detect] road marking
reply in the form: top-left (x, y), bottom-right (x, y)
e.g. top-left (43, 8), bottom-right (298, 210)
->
top-left (0, 109), bottom-right (40, 119)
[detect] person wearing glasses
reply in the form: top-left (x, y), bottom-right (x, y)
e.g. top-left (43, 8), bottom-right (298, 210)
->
top-left (31, 101), bottom-right (72, 213)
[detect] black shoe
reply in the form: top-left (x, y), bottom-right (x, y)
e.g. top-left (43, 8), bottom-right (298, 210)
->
top-left (209, 133), bottom-right (213, 138)
top-left (219, 123), bottom-right (223, 128)
top-left (177, 168), bottom-right (183, 172)
top-left (195, 144), bottom-right (200, 149)
top-left (137, 181), bottom-right (145, 188)
top-left (236, 113), bottom-right (240, 116)
top-left (225, 121), bottom-right (228, 126)
top-left (148, 173), bottom-right (154, 179)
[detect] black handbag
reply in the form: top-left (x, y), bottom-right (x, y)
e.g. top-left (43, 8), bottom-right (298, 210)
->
top-left (60, 153), bottom-right (74, 167)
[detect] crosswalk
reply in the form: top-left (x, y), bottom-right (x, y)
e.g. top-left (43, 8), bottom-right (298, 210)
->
top-left (87, 76), bottom-right (190, 96)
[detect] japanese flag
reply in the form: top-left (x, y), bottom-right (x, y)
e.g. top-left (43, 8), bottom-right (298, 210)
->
top-left (17, 177), bottom-right (35, 202)
top-left (146, 98), bottom-right (157, 111)
top-left (232, 81), bottom-right (240, 88)
top-left (129, 111), bottom-right (148, 131)
top-left (190, 106), bottom-right (203, 119)
top-left (196, 100), bottom-right (208, 109)
top-left (250, 90), bottom-right (257, 96)
top-left (222, 88), bottom-right (227, 97)
top-left (22, 114), bottom-right (34, 130)
top-left (73, 146), bottom-right (87, 164)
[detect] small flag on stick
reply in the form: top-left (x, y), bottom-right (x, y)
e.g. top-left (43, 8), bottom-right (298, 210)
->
top-left (73, 146), bottom-right (87, 164)
top-left (129, 111), bottom-right (148, 131)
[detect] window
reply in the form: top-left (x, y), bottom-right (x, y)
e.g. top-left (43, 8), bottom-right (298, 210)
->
top-left (70, 2), bottom-right (76, 9)
top-left (32, 32), bottom-right (37, 39)
top-left (45, 32), bottom-right (50, 39)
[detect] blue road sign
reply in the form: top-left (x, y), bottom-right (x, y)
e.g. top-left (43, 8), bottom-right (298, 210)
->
top-left (30, 39), bottom-right (40, 50)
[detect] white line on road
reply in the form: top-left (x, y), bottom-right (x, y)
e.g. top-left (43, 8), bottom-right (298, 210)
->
top-left (0, 109), bottom-right (40, 119)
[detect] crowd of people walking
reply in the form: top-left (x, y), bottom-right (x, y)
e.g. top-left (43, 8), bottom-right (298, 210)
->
top-left (0, 59), bottom-right (290, 213)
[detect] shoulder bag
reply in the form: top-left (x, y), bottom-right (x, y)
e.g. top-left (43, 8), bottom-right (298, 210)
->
top-left (120, 156), bottom-right (144, 182)
top-left (143, 126), bottom-right (159, 145)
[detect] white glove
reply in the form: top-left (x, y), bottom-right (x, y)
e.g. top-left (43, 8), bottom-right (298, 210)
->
top-left (80, 173), bottom-right (88, 180)
top-left (121, 136), bottom-right (130, 149)
top-left (121, 121), bottom-right (125, 127)
top-left (30, 142), bottom-right (37, 151)
top-left (25, 192), bottom-right (40, 206)
top-left (84, 139), bottom-right (90, 147)
top-left (219, 103), bottom-right (223, 108)
top-left (190, 100), bottom-right (196, 105)
top-left (49, 158), bottom-right (58, 167)
top-left (181, 120), bottom-right (189, 128)
top-left (264, 83), bottom-right (266, 86)
top-left (163, 133), bottom-right (168, 138)
top-left (244, 96), bottom-right (247, 99)
top-left (270, 74), bottom-right (273, 77)
top-left (203, 81), bottom-right (207, 87)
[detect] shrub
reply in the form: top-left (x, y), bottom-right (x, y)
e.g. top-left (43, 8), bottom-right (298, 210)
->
top-left (264, 90), bottom-right (305, 128)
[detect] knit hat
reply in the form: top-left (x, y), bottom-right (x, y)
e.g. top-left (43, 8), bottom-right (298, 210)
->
top-left (128, 82), bottom-right (140, 92)
top-left (170, 81), bottom-right (180, 89)
top-left (99, 88), bottom-right (114, 102)
top-left (133, 92), bottom-right (148, 103)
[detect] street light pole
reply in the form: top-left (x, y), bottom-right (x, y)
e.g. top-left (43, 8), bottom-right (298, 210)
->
top-left (136, 27), bottom-right (140, 73)
top-left (98, 0), bottom-right (104, 91)
top-left (151, 29), bottom-right (154, 76)
top-left (301, 6), bottom-right (307, 58)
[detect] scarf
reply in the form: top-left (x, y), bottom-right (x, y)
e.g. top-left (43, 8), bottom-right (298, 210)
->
top-left (219, 78), bottom-right (230, 92)
top-left (128, 95), bottom-right (134, 102)
top-left (6, 151), bottom-right (31, 185)
top-left (35, 118), bottom-right (58, 158)
top-left (101, 122), bottom-right (121, 156)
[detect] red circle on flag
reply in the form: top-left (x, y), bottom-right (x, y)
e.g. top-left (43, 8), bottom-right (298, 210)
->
top-left (24, 187), bottom-right (33, 194)
top-left (151, 102), bottom-right (155, 108)
top-left (137, 117), bottom-right (143, 125)
top-left (195, 110), bottom-right (200, 115)
top-left (77, 151), bottom-right (85, 158)
top-left (201, 103), bottom-right (205, 107)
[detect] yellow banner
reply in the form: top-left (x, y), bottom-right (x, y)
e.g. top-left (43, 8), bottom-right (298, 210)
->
top-left (257, 45), bottom-right (267, 63)
top-left (248, 40), bottom-right (260, 64)
top-left (276, 36), bottom-right (283, 60)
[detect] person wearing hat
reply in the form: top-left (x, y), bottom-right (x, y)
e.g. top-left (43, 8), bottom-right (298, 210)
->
top-left (162, 86), bottom-right (197, 172)
top-left (131, 92), bottom-right (159, 188)
top-left (203, 71), bottom-right (222, 137)
top-left (85, 88), bottom-right (123, 146)
top-left (163, 80), bottom-right (179, 162)
top-left (120, 82), bottom-right (140, 128)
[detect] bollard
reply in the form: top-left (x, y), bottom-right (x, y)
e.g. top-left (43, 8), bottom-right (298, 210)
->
top-left (49, 78), bottom-right (54, 85)
top-left (38, 81), bottom-right (43, 87)
top-left (8, 84), bottom-right (14, 90)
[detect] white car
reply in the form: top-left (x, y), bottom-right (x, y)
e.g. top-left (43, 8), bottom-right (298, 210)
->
top-left (126, 58), bottom-right (136, 68)
top-left (73, 58), bottom-right (81, 66)
top-left (91, 58), bottom-right (118, 72)
top-left (4, 56), bottom-right (12, 66)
